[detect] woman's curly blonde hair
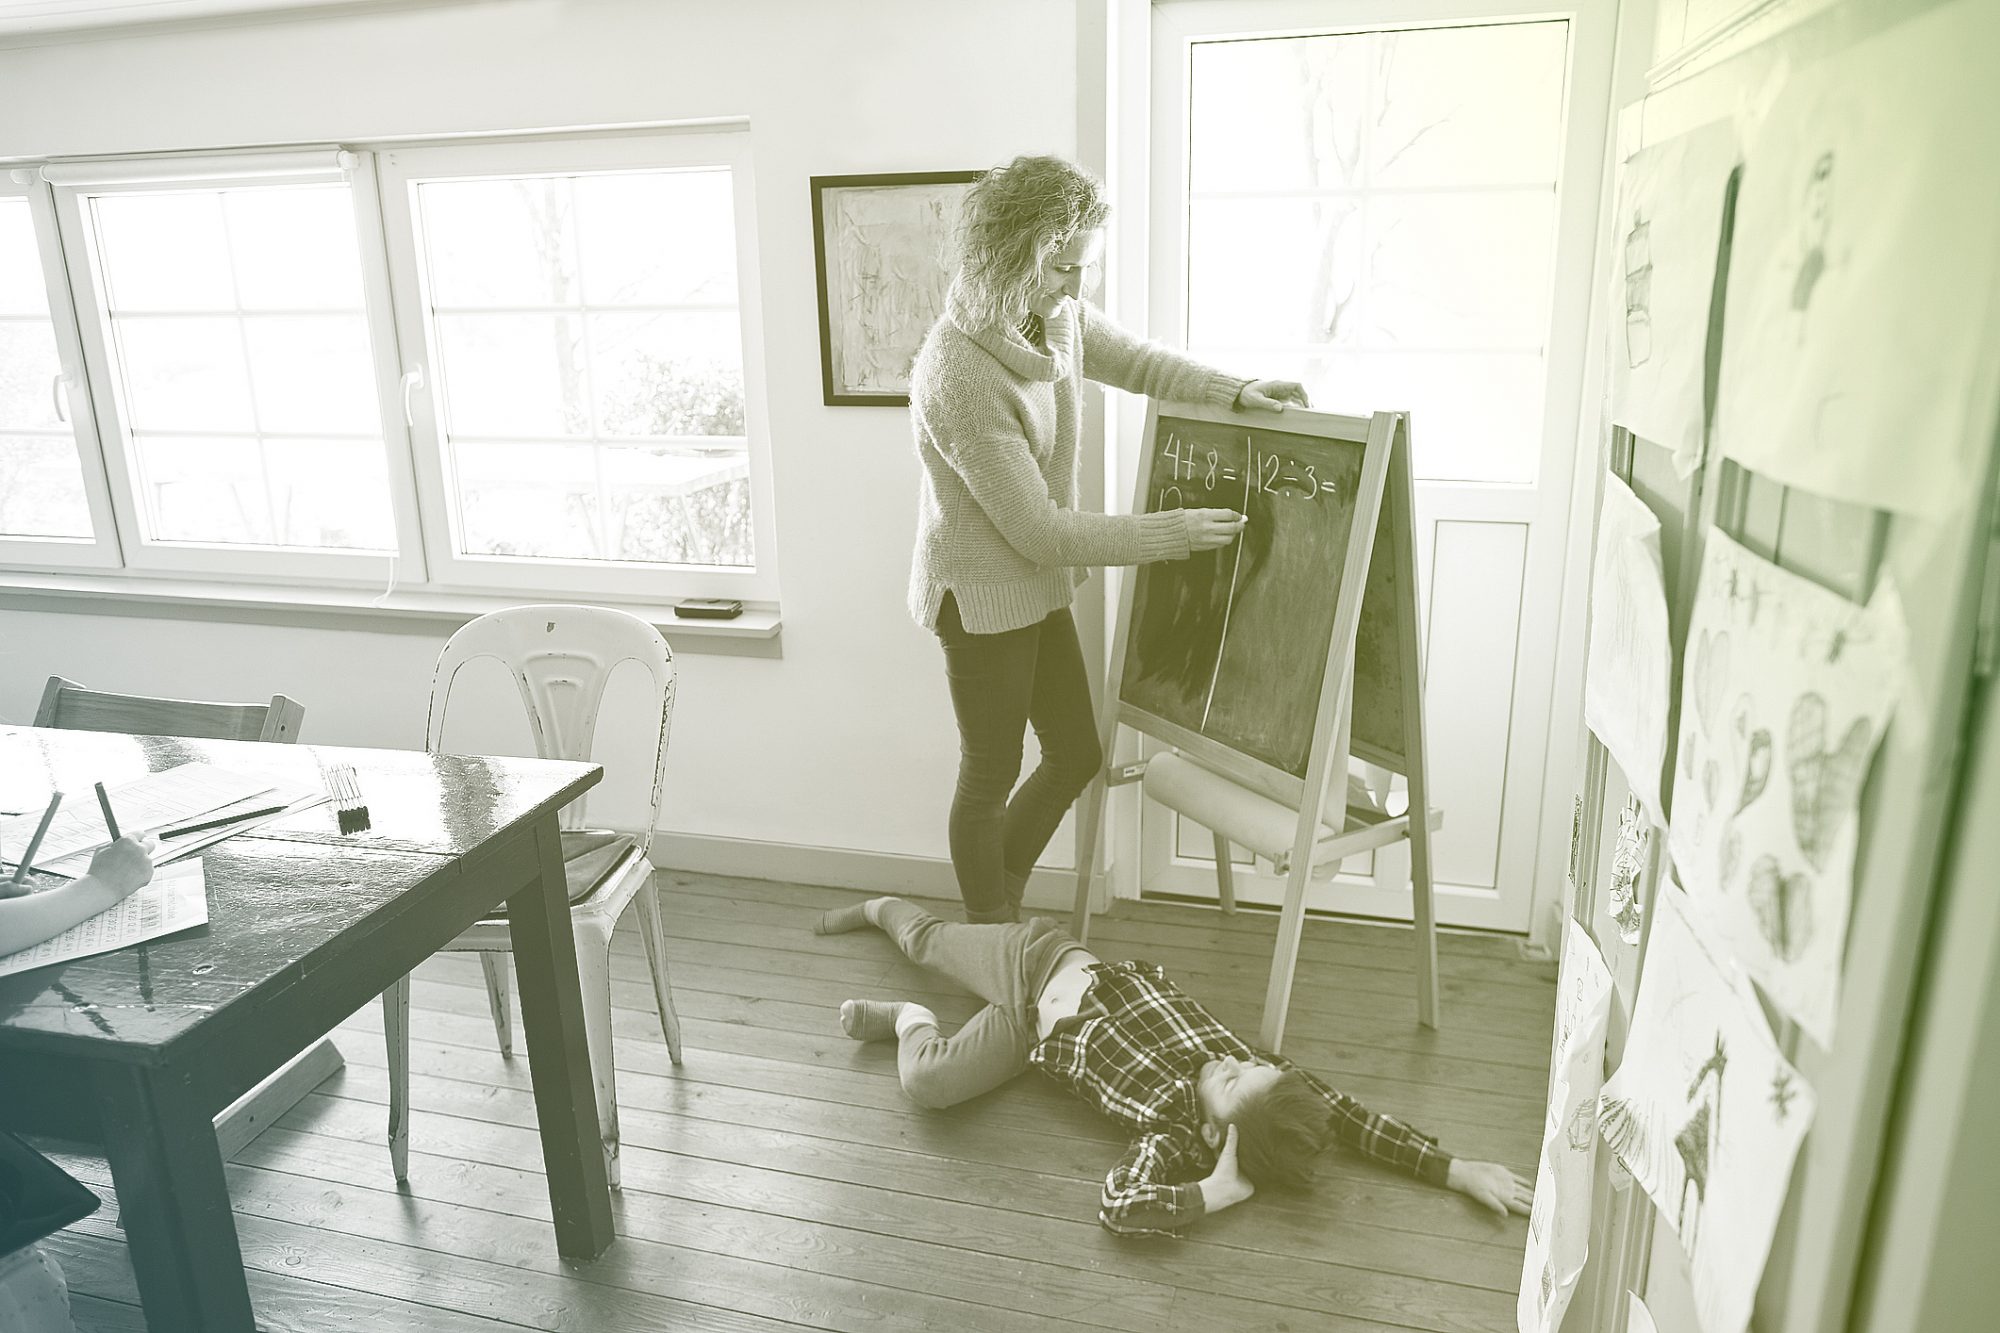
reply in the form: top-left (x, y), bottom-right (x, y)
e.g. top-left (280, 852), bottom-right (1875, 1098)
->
top-left (951, 154), bottom-right (1109, 329)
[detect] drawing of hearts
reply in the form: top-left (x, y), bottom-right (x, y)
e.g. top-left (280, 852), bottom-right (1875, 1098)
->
top-left (1720, 825), bottom-right (1742, 888)
top-left (1788, 692), bottom-right (1874, 871)
top-left (1692, 628), bottom-right (1731, 738)
top-left (1729, 696), bottom-right (1773, 814)
top-left (1702, 757), bottom-right (1718, 808)
top-left (1749, 855), bottom-right (1813, 961)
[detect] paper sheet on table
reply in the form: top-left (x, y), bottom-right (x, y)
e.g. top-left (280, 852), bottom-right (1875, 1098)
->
top-left (1607, 119), bottom-right (1739, 476)
top-left (0, 764), bottom-right (275, 873)
top-left (1714, 0), bottom-right (2000, 516)
top-left (0, 860), bottom-right (209, 979)
top-left (1597, 883), bottom-right (1815, 1333)
top-left (1585, 474), bottom-right (1674, 823)
top-left (1667, 531), bottom-right (1906, 1045)
top-left (1519, 922), bottom-right (1614, 1333)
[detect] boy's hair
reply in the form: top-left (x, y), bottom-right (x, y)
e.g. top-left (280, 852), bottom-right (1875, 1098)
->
top-left (1230, 1070), bottom-right (1329, 1193)
top-left (952, 154), bottom-right (1110, 329)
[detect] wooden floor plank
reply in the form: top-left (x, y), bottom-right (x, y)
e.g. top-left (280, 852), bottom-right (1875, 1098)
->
top-left (46, 873), bottom-right (1550, 1333)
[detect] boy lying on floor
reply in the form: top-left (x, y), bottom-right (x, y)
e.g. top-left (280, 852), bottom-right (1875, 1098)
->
top-left (818, 896), bottom-right (1532, 1235)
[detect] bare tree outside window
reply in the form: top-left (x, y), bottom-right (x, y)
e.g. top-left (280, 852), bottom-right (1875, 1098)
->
top-left (1186, 23), bottom-right (1568, 484)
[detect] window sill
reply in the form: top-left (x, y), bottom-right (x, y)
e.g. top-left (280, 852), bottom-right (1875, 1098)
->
top-left (0, 569), bottom-right (783, 655)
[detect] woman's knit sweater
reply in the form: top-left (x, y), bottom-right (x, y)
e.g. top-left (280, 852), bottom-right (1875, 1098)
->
top-left (907, 296), bottom-right (1250, 634)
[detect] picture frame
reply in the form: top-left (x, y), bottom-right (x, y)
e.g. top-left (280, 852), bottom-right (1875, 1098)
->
top-left (810, 171), bottom-right (981, 406)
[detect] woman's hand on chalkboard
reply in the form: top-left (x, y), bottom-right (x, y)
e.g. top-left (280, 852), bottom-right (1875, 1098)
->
top-left (1182, 508), bottom-right (1249, 552)
top-left (1235, 379), bottom-right (1312, 412)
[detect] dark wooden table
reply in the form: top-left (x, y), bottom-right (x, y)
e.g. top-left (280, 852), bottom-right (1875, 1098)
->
top-left (0, 726), bottom-right (616, 1331)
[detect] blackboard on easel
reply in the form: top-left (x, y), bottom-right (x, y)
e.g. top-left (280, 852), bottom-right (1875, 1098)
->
top-left (1113, 404), bottom-right (1418, 808)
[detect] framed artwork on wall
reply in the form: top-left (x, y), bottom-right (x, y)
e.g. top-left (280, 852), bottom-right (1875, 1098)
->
top-left (810, 171), bottom-right (981, 406)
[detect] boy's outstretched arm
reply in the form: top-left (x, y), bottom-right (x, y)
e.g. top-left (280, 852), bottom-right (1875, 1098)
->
top-left (1290, 1061), bottom-right (1533, 1217)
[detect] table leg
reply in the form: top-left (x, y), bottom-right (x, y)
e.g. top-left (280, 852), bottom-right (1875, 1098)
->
top-left (507, 811), bottom-right (614, 1259)
top-left (93, 1062), bottom-right (255, 1331)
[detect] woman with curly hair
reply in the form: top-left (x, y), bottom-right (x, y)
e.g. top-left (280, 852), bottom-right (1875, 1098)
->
top-left (908, 154), bottom-right (1308, 923)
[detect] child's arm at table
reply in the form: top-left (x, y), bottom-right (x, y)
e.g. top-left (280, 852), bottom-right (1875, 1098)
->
top-left (0, 836), bottom-right (156, 956)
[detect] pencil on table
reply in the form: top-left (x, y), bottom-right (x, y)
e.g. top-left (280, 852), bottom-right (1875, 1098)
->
top-left (95, 781), bottom-right (121, 842)
top-left (10, 791), bottom-right (63, 886)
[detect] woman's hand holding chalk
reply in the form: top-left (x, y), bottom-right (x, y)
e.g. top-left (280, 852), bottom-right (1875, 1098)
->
top-left (1184, 508), bottom-right (1249, 552)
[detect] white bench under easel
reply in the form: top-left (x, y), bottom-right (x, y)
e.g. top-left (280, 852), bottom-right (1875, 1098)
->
top-left (1069, 405), bottom-right (1441, 1050)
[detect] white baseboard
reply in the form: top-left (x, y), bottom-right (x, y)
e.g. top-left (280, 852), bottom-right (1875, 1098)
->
top-left (647, 832), bottom-right (1108, 915)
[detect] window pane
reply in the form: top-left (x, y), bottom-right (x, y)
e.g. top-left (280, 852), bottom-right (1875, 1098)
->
top-left (453, 441), bottom-right (751, 567)
top-left (436, 314), bottom-right (588, 437)
top-left (1185, 21), bottom-right (1568, 486)
top-left (1187, 192), bottom-right (1556, 350)
top-left (417, 162), bottom-right (756, 568)
top-left (1188, 23), bottom-right (1569, 193)
top-left (576, 170), bottom-right (738, 305)
top-left (135, 435), bottom-right (394, 549)
top-left (0, 200), bottom-right (92, 539)
top-left (591, 311), bottom-right (743, 437)
top-left (418, 178), bottom-right (578, 308)
top-left (92, 192), bottom-right (236, 311)
top-left (116, 316), bottom-right (256, 432)
top-left (0, 437), bottom-right (92, 538)
top-left (90, 182), bottom-right (397, 551)
top-left (0, 200), bottom-right (50, 317)
top-left (0, 321), bottom-right (65, 430)
top-left (243, 315), bottom-right (381, 435)
top-left (227, 189), bottom-right (367, 311)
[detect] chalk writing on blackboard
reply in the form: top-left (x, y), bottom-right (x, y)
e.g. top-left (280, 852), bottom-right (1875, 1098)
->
top-left (1119, 416), bottom-right (1366, 780)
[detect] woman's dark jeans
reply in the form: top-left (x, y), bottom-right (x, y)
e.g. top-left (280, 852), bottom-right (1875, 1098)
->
top-left (934, 593), bottom-right (1102, 922)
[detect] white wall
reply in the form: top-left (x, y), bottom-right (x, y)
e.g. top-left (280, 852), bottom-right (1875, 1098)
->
top-left (0, 0), bottom-right (1081, 880)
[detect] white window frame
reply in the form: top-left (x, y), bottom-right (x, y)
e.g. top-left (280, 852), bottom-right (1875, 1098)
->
top-left (0, 169), bottom-right (124, 571)
top-left (47, 149), bottom-right (428, 587)
top-left (374, 128), bottom-right (779, 603)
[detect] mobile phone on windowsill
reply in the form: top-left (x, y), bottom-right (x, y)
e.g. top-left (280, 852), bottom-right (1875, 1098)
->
top-left (673, 599), bottom-right (745, 620)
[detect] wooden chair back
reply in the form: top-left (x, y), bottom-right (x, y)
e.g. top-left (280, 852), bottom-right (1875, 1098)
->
top-left (34, 676), bottom-right (307, 744)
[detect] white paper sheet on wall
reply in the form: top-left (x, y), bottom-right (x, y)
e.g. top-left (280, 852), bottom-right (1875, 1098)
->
top-left (1667, 531), bottom-right (1905, 1046)
top-left (1628, 1291), bottom-right (1659, 1333)
top-left (0, 860), bottom-right (209, 980)
top-left (1597, 882), bottom-right (1815, 1333)
top-left (1519, 922), bottom-right (1614, 1333)
top-left (1607, 120), bottom-right (1740, 476)
top-left (1714, 0), bottom-right (2000, 516)
top-left (1585, 475), bottom-right (1674, 822)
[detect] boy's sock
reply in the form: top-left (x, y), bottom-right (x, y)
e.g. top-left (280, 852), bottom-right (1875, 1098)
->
top-left (893, 1002), bottom-right (939, 1041)
top-left (839, 999), bottom-right (905, 1041)
top-left (815, 898), bottom-right (882, 935)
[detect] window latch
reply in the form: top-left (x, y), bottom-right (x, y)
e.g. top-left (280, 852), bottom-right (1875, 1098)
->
top-left (400, 367), bottom-right (426, 429)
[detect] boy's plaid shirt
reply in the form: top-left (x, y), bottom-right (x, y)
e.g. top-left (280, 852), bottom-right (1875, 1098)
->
top-left (1028, 958), bottom-right (1453, 1235)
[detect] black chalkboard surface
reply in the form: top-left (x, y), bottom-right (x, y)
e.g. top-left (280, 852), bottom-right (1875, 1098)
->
top-left (1114, 405), bottom-right (1401, 807)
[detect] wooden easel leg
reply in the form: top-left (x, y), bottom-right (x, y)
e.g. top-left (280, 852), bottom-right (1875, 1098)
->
top-left (1212, 832), bottom-right (1237, 914)
top-left (1389, 415), bottom-right (1441, 1030)
top-left (1258, 856), bottom-right (1314, 1052)
top-left (1409, 812), bottom-right (1441, 1030)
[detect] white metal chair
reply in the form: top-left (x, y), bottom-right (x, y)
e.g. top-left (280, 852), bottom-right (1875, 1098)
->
top-left (381, 605), bottom-right (683, 1188)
